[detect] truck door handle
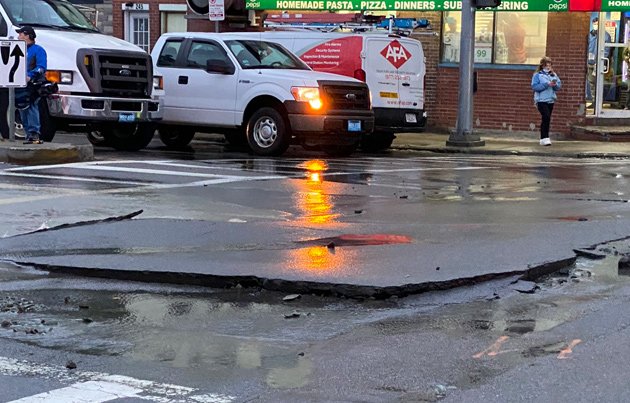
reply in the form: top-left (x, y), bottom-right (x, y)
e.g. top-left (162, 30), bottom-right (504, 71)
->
top-left (178, 76), bottom-right (188, 85)
top-left (401, 83), bottom-right (410, 87)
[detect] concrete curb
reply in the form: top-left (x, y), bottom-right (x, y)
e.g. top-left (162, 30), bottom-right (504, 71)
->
top-left (0, 142), bottom-right (93, 165)
top-left (391, 144), bottom-right (630, 159)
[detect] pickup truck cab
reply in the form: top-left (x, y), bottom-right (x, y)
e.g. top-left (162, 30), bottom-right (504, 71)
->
top-left (151, 32), bottom-right (374, 156)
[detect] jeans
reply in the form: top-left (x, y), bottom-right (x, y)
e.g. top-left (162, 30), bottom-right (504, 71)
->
top-left (19, 98), bottom-right (41, 140)
top-left (536, 102), bottom-right (554, 140)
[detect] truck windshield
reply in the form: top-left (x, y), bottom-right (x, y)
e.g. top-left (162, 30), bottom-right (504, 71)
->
top-left (1, 0), bottom-right (98, 32)
top-left (225, 40), bottom-right (309, 70)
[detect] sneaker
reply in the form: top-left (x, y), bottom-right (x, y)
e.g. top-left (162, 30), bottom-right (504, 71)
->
top-left (23, 139), bottom-right (43, 144)
top-left (539, 138), bottom-right (551, 146)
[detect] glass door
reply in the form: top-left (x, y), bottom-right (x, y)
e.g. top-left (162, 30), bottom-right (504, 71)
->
top-left (592, 12), bottom-right (630, 117)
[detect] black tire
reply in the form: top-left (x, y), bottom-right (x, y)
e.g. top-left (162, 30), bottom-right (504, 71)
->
top-left (245, 107), bottom-right (290, 156)
top-left (158, 125), bottom-right (195, 148)
top-left (103, 123), bottom-right (156, 151)
top-left (360, 131), bottom-right (395, 152)
top-left (39, 100), bottom-right (56, 142)
top-left (324, 143), bottom-right (359, 157)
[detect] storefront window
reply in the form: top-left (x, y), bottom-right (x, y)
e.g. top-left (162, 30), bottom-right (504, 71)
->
top-left (441, 12), bottom-right (548, 65)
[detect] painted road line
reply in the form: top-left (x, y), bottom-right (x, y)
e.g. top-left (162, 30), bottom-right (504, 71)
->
top-left (9, 380), bottom-right (142, 402)
top-left (0, 357), bottom-right (234, 403)
top-left (0, 172), bottom-right (150, 186)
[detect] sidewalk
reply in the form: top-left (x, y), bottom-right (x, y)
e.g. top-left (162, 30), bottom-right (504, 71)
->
top-left (1, 131), bottom-right (628, 166)
top-left (392, 132), bottom-right (630, 159)
top-left (0, 137), bottom-right (93, 165)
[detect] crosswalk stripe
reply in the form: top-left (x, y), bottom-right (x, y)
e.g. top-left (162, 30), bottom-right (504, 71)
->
top-left (9, 380), bottom-right (143, 403)
top-left (0, 356), bottom-right (234, 403)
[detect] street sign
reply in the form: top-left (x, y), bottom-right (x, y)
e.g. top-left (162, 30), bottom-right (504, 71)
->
top-left (0, 40), bottom-right (26, 88)
top-left (208, 0), bottom-right (225, 21)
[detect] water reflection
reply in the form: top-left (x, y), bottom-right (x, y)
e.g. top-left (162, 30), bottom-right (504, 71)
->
top-left (292, 160), bottom-right (341, 226)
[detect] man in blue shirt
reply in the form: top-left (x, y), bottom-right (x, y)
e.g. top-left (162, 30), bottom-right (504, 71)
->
top-left (587, 17), bottom-right (611, 109)
top-left (16, 26), bottom-right (47, 144)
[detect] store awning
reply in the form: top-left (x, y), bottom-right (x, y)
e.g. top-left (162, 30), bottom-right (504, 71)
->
top-left (246, 0), bottom-right (570, 11)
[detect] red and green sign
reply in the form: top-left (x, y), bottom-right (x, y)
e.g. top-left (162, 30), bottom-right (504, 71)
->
top-left (246, 0), bottom-right (569, 10)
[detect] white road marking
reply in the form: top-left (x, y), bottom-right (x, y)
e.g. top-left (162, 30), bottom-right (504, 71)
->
top-left (0, 356), bottom-right (234, 403)
top-left (0, 171), bottom-right (150, 186)
top-left (9, 380), bottom-right (143, 402)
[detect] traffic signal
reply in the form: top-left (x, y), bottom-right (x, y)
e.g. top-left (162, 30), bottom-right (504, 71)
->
top-left (473, 0), bottom-right (501, 8)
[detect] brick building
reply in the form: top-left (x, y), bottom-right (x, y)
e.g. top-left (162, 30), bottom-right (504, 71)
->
top-left (107, 1), bottom-right (629, 138)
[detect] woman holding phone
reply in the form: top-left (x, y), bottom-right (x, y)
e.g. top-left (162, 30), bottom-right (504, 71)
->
top-left (531, 56), bottom-right (561, 146)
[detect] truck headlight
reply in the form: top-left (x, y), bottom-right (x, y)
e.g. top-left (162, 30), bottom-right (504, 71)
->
top-left (291, 87), bottom-right (322, 110)
top-left (45, 70), bottom-right (73, 84)
top-left (153, 76), bottom-right (163, 90)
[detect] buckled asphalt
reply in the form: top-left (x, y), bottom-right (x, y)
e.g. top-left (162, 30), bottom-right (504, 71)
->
top-left (3, 130), bottom-right (630, 165)
top-left (1, 130), bottom-right (629, 298)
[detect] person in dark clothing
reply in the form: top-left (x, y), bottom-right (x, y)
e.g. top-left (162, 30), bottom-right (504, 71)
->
top-left (15, 26), bottom-right (47, 144)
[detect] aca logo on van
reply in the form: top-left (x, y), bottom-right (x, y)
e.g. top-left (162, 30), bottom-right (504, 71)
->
top-left (380, 40), bottom-right (412, 69)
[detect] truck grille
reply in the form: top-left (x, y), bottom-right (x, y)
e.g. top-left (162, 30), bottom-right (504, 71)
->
top-left (98, 54), bottom-right (150, 97)
top-left (320, 82), bottom-right (370, 111)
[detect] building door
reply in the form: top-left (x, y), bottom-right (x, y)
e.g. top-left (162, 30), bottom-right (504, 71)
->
top-left (125, 10), bottom-right (150, 52)
top-left (592, 12), bottom-right (630, 117)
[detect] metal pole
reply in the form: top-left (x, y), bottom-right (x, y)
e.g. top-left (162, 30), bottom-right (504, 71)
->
top-left (8, 87), bottom-right (14, 141)
top-left (447, 0), bottom-right (485, 147)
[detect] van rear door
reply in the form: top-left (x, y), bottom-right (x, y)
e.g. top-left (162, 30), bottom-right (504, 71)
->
top-left (364, 37), bottom-right (424, 112)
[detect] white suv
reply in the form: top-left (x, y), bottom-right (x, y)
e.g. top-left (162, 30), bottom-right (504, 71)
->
top-left (151, 33), bottom-right (374, 156)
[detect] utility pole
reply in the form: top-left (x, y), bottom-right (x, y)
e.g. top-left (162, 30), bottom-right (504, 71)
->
top-left (446, 0), bottom-right (485, 147)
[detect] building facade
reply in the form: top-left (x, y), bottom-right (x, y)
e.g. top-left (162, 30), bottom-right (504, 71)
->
top-left (109, 0), bottom-right (630, 137)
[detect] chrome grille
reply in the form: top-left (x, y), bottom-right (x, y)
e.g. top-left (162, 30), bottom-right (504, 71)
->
top-left (321, 83), bottom-right (370, 111)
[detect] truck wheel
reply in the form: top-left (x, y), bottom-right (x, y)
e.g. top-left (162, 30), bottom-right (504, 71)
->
top-left (158, 125), bottom-right (195, 148)
top-left (246, 107), bottom-right (290, 156)
top-left (103, 123), bottom-right (156, 151)
top-left (360, 131), bottom-right (395, 152)
top-left (39, 101), bottom-right (57, 142)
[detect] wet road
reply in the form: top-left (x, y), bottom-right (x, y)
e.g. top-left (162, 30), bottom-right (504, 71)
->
top-left (0, 134), bottom-right (629, 401)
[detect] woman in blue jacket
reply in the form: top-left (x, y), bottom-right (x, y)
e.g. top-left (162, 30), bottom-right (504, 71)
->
top-left (531, 56), bottom-right (561, 146)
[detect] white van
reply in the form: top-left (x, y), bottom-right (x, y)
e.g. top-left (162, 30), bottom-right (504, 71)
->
top-left (1, 0), bottom-right (163, 151)
top-left (252, 31), bottom-right (426, 151)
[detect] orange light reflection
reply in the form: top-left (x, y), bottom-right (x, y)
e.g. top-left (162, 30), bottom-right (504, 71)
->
top-left (292, 159), bottom-right (343, 227)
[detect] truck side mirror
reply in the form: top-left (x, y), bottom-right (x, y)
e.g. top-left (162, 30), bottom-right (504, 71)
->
top-left (206, 59), bottom-right (235, 75)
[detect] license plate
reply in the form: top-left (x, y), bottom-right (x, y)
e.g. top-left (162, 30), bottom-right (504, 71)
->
top-left (348, 120), bottom-right (361, 132)
top-left (118, 113), bottom-right (137, 123)
top-left (405, 113), bottom-right (417, 123)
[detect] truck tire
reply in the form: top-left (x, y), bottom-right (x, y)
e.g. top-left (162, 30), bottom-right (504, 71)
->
top-left (158, 125), bottom-right (195, 148)
top-left (246, 107), bottom-right (290, 156)
top-left (103, 123), bottom-right (156, 151)
top-left (39, 101), bottom-right (57, 142)
top-left (360, 131), bottom-right (395, 152)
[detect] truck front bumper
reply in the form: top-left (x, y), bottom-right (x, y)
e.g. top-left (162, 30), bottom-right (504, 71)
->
top-left (284, 101), bottom-right (374, 146)
top-left (48, 94), bottom-right (163, 122)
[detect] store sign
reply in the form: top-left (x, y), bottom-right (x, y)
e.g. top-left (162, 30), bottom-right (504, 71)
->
top-left (246, 0), bottom-right (568, 11)
top-left (600, 0), bottom-right (630, 10)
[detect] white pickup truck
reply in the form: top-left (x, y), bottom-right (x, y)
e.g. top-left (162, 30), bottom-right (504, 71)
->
top-left (1, 0), bottom-right (163, 151)
top-left (151, 32), bottom-right (374, 156)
